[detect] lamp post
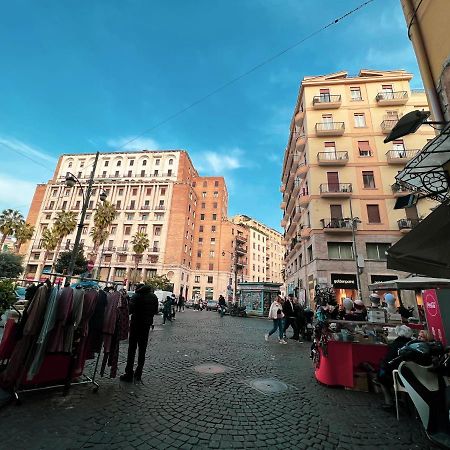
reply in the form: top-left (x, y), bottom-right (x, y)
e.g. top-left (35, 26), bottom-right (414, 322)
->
top-left (349, 197), bottom-right (362, 300)
top-left (65, 151), bottom-right (107, 282)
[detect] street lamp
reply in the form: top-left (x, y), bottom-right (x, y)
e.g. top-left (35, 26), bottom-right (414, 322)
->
top-left (64, 151), bottom-right (107, 282)
top-left (349, 198), bottom-right (362, 300)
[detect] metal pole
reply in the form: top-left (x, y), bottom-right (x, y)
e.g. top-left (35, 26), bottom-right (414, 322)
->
top-left (349, 197), bottom-right (362, 300)
top-left (234, 252), bottom-right (238, 304)
top-left (66, 151), bottom-right (100, 282)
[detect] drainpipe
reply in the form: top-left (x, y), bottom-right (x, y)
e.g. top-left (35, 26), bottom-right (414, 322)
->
top-left (401, 0), bottom-right (444, 123)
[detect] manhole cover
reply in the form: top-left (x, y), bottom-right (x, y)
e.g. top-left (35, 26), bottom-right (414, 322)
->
top-left (248, 378), bottom-right (288, 395)
top-left (193, 363), bottom-right (229, 374)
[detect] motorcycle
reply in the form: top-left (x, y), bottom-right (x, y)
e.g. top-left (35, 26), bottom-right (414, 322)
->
top-left (394, 341), bottom-right (450, 448)
top-left (229, 304), bottom-right (247, 317)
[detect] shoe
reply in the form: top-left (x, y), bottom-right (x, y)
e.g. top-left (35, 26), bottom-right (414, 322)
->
top-left (298, 341), bottom-right (304, 344)
top-left (264, 334), bottom-right (269, 342)
top-left (279, 339), bottom-right (287, 344)
top-left (120, 373), bottom-right (133, 382)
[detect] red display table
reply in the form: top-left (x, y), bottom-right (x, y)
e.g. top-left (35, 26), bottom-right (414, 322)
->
top-left (315, 340), bottom-right (388, 388)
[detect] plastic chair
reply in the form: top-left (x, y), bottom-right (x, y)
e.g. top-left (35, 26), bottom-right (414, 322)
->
top-left (392, 369), bottom-right (408, 420)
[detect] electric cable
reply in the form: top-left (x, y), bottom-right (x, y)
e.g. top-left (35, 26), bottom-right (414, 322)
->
top-left (407, 0), bottom-right (423, 40)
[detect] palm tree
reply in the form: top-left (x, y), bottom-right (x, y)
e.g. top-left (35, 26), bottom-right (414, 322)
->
top-left (14, 222), bottom-right (35, 253)
top-left (0, 209), bottom-right (24, 251)
top-left (41, 227), bottom-right (59, 275)
top-left (53, 211), bottom-right (77, 268)
top-left (131, 232), bottom-right (150, 285)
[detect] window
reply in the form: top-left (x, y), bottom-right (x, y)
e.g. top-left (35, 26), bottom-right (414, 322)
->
top-left (209, 250), bottom-right (215, 258)
top-left (197, 250), bottom-right (202, 257)
top-left (362, 171), bottom-right (376, 188)
top-left (195, 276), bottom-right (200, 283)
top-left (210, 238), bottom-right (215, 245)
top-left (203, 181), bottom-right (207, 187)
top-left (367, 204), bottom-right (381, 223)
top-left (124, 225), bottom-right (131, 235)
top-left (200, 214), bottom-right (205, 220)
top-left (127, 170), bottom-right (132, 177)
top-left (319, 88), bottom-right (330, 102)
top-left (350, 87), bottom-right (362, 101)
top-left (354, 113), bottom-right (366, 127)
top-left (88, 200), bottom-right (94, 209)
top-left (381, 84), bottom-right (394, 98)
top-left (141, 170), bottom-right (145, 176)
top-left (155, 159), bottom-right (160, 165)
top-left (202, 192), bottom-right (206, 198)
top-left (142, 159), bottom-right (147, 166)
top-left (115, 269), bottom-right (126, 277)
top-left (358, 141), bottom-right (372, 157)
top-left (114, 170), bottom-right (119, 177)
top-left (67, 161), bottom-right (72, 168)
top-left (212, 214), bottom-right (217, 220)
top-left (366, 243), bottom-right (390, 260)
top-left (207, 276), bottom-right (213, 284)
top-left (209, 263), bottom-right (214, 270)
top-left (75, 201), bottom-right (81, 209)
top-left (211, 225), bottom-right (216, 232)
top-left (196, 263), bottom-right (200, 270)
top-left (169, 159), bottom-right (173, 165)
top-left (116, 200), bottom-right (121, 209)
top-left (80, 160), bottom-right (85, 168)
top-left (130, 160), bottom-right (134, 166)
top-left (138, 225), bottom-right (147, 233)
top-left (199, 225), bottom-right (204, 232)
top-left (110, 226), bottom-right (116, 235)
top-left (307, 245), bottom-right (313, 262)
top-left (102, 171), bottom-right (107, 177)
top-left (201, 202), bottom-right (205, 209)
top-left (327, 242), bottom-right (354, 259)
top-left (167, 169), bottom-right (172, 176)
top-left (132, 188), bottom-right (138, 195)
top-left (104, 161), bottom-right (109, 167)
top-left (214, 181), bottom-right (219, 187)
top-left (213, 202), bottom-right (218, 209)
top-left (213, 191), bottom-right (218, 198)
top-left (117, 160), bottom-right (122, 167)
top-left (146, 188), bottom-right (151, 195)
top-left (154, 170), bottom-right (159, 176)
top-left (141, 214), bottom-right (148, 220)
top-left (154, 227), bottom-right (161, 236)
top-left (130, 200), bottom-right (135, 209)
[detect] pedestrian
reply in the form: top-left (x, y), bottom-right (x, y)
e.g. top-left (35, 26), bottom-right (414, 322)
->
top-left (218, 295), bottom-right (226, 317)
top-left (171, 293), bottom-right (177, 320)
top-left (265, 292), bottom-right (287, 344)
top-left (283, 293), bottom-right (299, 340)
top-left (162, 296), bottom-right (172, 324)
top-left (194, 297), bottom-right (200, 311)
top-left (178, 295), bottom-right (185, 312)
top-left (120, 283), bottom-right (158, 382)
top-left (293, 297), bottom-right (305, 342)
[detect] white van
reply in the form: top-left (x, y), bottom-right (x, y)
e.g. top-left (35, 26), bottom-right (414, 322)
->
top-left (154, 290), bottom-right (175, 312)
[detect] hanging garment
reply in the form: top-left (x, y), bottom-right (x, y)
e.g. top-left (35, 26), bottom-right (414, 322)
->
top-left (47, 287), bottom-right (74, 353)
top-left (118, 290), bottom-right (130, 341)
top-left (62, 288), bottom-right (84, 353)
top-left (86, 290), bottom-right (108, 358)
top-left (27, 286), bottom-right (59, 380)
top-left (100, 291), bottom-right (120, 377)
top-left (0, 318), bottom-right (18, 360)
top-left (1, 284), bottom-right (50, 387)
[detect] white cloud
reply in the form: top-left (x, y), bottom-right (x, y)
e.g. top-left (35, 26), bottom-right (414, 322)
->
top-left (192, 147), bottom-right (246, 175)
top-left (0, 136), bottom-right (56, 164)
top-left (107, 136), bottom-right (160, 151)
top-left (0, 173), bottom-right (37, 215)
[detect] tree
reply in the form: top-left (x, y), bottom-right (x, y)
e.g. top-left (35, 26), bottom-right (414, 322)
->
top-left (41, 227), bottom-right (59, 273)
top-left (0, 209), bottom-right (24, 251)
top-left (14, 222), bottom-right (35, 253)
top-left (144, 274), bottom-right (172, 291)
top-left (90, 201), bottom-right (116, 268)
top-left (53, 210), bottom-right (77, 266)
top-left (0, 252), bottom-right (24, 278)
top-left (0, 279), bottom-right (18, 316)
top-left (54, 248), bottom-right (88, 275)
top-left (131, 232), bottom-right (150, 284)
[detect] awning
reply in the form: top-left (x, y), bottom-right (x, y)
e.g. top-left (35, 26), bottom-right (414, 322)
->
top-left (369, 276), bottom-right (450, 291)
top-left (386, 203), bottom-right (450, 278)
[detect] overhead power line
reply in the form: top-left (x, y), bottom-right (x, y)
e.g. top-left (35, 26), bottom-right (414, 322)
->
top-left (116, 0), bottom-right (376, 151)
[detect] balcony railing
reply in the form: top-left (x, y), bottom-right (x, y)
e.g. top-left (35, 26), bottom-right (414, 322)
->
top-left (376, 91), bottom-right (408, 104)
top-left (116, 246), bottom-right (129, 252)
top-left (141, 205), bottom-right (151, 210)
top-left (312, 94), bottom-right (342, 108)
top-left (236, 246), bottom-right (246, 254)
top-left (391, 183), bottom-right (410, 194)
top-left (321, 218), bottom-right (354, 231)
top-left (381, 118), bottom-right (399, 133)
top-left (150, 247), bottom-right (160, 252)
top-left (317, 151), bottom-right (348, 164)
top-left (319, 183), bottom-right (352, 195)
top-left (155, 205), bottom-right (166, 210)
top-left (236, 234), bottom-right (247, 243)
top-left (386, 149), bottom-right (420, 163)
top-left (315, 122), bottom-right (345, 135)
top-left (398, 218), bottom-right (421, 230)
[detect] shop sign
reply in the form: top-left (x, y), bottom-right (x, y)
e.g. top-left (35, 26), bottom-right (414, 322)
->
top-left (370, 275), bottom-right (398, 284)
top-left (331, 273), bottom-right (357, 289)
top-left (423, 289), bottom-right (447, 345)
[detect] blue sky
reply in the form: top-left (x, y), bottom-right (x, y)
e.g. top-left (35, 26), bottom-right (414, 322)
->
top-left (0, 0), bottom-right (422, 231)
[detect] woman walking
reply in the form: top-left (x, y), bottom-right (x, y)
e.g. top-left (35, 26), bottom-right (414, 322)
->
top-left (265, 293), bottom-right (287, 344)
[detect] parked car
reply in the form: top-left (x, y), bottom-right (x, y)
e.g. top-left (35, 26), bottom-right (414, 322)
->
top-left (206, 300), bottom-right (218, 311)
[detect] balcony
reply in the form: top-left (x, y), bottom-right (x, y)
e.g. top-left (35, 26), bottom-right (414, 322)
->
top-left (296, 163), bottom-right (308, 178)
top-left (376, 90), bottom-right (408, 106)
top-left (280, 200), bottom-right (286, 210)
top-left (319, 183), bottom-right (352, 198)
top-left (317, 151), bottom-right (348, 166)
top-left (398, 218), bottom-right (421, 233)
top-left (281, 217), bottom-right (287, 227)
top-left (386, 149), bottom-right (420, 164)
top-left (141, 205), bottom-right (151, 210)
top-left (155, 205), bottom-right (166, 211)
top-left (321, 218), bottom-right (354, 233)
top-left (381, 118), bottom-right (399, 133)
top-left (295, 134), bottom-right (306, 151)
top-left (295, 110), bottom-right (305, 126)
top-left (312, 94), bottom-right (342, 109)
top-left (236, 234), bottom-right (247, 243)
top-left (391, 183), bottom-right (411, 196)
top-left (126, 205), bottom-right (137, 210)
top-left (280, 184), bottom-right (285, 193)
top-left (297, 192), bottom-right (311, 206)
top-left (236, 246), bottom-right (246, 255)
top-left (149, 247), bottom-right (160, 253)
top-left (116, 247), bottom-right (129, 253)
top-left (315, 122), bottom-right (345, 136)
top-left (103, 246), bottom-right (115, 253)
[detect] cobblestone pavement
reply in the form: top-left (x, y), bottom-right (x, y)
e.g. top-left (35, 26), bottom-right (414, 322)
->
top-left (0, 310), bottom-right (437, 449)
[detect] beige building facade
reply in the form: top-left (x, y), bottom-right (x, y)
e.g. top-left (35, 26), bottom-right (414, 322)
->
top-left (23, 150), bottom-right (250, 301)
top-left (281, 70), bottom-right (436, 304)
top-left (231, 215), bottom-right (284, 284)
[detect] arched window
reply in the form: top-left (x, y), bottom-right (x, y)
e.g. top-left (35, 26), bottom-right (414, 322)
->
top-left (68, 161), bottom-right (72, 168)
top-left (117, 160), bottom-right (122, 167)
top-left (142, 159), bottom-right (147, 166)
top-left (168, 159), bottom-right (173, 165)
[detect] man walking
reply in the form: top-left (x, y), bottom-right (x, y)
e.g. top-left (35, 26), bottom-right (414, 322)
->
top-left (283, 293), bottom-right (299, 340)
top-left (120, 283), bottom-right (158, 382)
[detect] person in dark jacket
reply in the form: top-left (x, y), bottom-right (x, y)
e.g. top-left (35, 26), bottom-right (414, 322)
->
top-left (283, 294), bottom-right (299, 340)
top-left (120, 283), bottom-right (158, 382)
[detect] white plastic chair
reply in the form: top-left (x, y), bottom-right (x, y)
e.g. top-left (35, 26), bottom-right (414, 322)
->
top-left (392, 369), bottom-right (408, 420)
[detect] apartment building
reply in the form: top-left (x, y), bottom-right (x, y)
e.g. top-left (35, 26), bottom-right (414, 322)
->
top-left (281, 69), bottom-right (436, 304)
top-left (23, 150), bottom-right (249, 300)
top-left (231, 215), bottom-right (284, 284)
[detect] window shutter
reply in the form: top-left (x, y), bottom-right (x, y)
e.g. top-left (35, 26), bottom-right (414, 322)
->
top-left (367, 205), bottom-right (381, 223)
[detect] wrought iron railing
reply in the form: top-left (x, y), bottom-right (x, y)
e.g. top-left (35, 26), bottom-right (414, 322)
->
top-left (315, 122), bottom-right (345, 132)
top-left (397, 218), bottom-right (421, 230)
top-left (321, 218), bottom-right (354, 230)
top-left (376, 90), bottom-right (408, 101)
top-left (313, 94), bottom-right (341, 104)
top-left (319, 183), bottom-right (352, 194)
top-left (317, 151), bottom-right (348, 162)
top-left (386, 149), bottom-right (420, 160)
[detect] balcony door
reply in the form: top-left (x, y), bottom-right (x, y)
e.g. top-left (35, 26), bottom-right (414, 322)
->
top-left (322, 114), bottom-right (333, 130)
top-left (324, 141), bottom-right (337, 160)
top-left (327, 171), bottom-right (340, 192)
top-left (381, 84), bottom-right (394, 99)
top-left (330, 204), bottom-right (343, 227)
top-left (319, 88), bottom-right (331, 102)
top-left (392, 139), bottom-right (406, 158)
top-left (406, 205), bottom-right (419, 221)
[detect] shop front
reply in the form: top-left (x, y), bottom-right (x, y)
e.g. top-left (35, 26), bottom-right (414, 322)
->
top-left (331, 273), bottom-right (358, 304)
top-left (239, 282), bottom-right (282, 316)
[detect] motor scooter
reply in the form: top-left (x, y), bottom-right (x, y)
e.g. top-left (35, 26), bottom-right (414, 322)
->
top-left (229, 304), bottom-right (247, 317)
top-left (395, 341), bottom-right (450, 448)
